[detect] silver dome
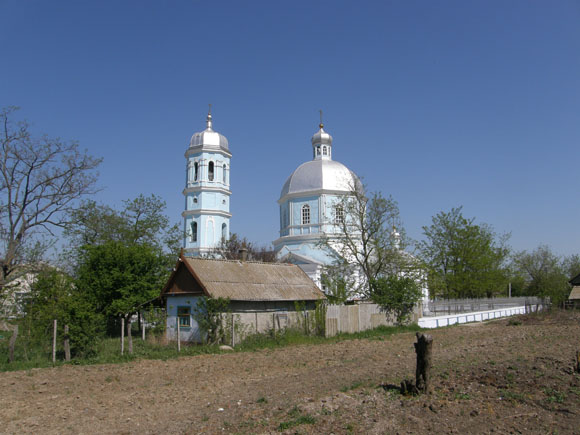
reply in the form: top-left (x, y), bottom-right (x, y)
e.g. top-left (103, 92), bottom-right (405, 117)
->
top-left (189, 113), bottom-right (229, 151)
top-left (279, 159), bottom-right (359, 200)
top-left (311, 124), bottom-right (333, 146)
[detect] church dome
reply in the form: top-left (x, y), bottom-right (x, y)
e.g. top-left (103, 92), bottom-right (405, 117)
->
top-left (279, 159), bottom-right (359, 200)
top-left (311, 124), bottom-right (333, 146)
top-left (189, 112), bottom-right (229, 151)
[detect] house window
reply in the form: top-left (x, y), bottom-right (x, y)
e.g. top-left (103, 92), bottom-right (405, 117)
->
top-left (334, 205), bottom-right (344, 224)
top-left (222, 164), bottom-right (227, 183)
top-left (194, 162), bottom-right (199, 181)
top-left (177, 306), bottom-right (191, 328)
top-left (302, 204), bottom-right (310, 225)
top-left (208, 161), bottom-right (214, 181)
top-left (191, 221), bottom-right (197, 242)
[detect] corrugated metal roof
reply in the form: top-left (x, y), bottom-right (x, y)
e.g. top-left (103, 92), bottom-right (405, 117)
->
top-left (182, 257), bottom-right (326, 302)
top-left (569, 286), bottom-right (580, 300)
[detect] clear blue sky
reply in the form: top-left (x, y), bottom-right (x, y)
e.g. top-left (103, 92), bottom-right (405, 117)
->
top-left (1, 0), bottom-right (579, 256)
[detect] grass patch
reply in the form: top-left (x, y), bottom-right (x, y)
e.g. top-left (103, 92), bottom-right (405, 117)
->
top-left (544, 388), bottom-right (566, 403)
top-left (340, 381), bottom-right (364, 392)
top-left (278, 414), bottom-right (316, 431)
top-left (1, 323), bottom-right (423, 373)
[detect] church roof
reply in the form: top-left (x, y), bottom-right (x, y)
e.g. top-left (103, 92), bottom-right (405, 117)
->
top-left (162, 256), bottom-right (326, 302)
top-left (279, 159), bottom-right (359, 201)
top-left (188, 111), bottom-right (229, 152)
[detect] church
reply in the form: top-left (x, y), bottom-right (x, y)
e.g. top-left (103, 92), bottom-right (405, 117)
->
top-left (180, 108), bottom-right (360, 289)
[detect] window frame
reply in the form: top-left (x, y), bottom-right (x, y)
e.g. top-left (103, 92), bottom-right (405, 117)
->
top-left (208, 161), bottom-right (215, 181)
top-left (301, 204), bottom-right (311, 225)
top-left (191, 221), bottom-right (198, 242)
top-left (177, 306), bottom-right (191, 328)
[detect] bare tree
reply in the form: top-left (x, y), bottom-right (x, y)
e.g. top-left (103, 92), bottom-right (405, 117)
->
top-left (319, 181), bottom-right (414, 298)
top-left (0, 107), bottom-right (101, 292)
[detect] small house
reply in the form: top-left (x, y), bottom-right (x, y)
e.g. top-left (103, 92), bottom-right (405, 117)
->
top-left (568, 273), bottom-right (580, 308)
top-left (161, 255), bottom-right (326, 343)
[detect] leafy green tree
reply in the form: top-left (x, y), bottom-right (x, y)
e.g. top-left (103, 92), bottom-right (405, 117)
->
top-left (75, 241), bottom-right (171, 332)
top-left (511, 245), bottom-right (570, 305)
top-left (192, 297), bottom-right (230, 344)
top-left (419, 207), bottom-right (510, 299)
top-left (370, 275), bottom-right (423, 324)
top-left (23, 267), bottom-right (102, 357)
top-left (65, 194), bottom-right (180, 255)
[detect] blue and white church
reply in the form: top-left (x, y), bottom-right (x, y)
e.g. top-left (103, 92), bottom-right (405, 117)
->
top-left (272, 121), bottom-right (360, 288)
top-left (182, 109), bottom-right (231, 256)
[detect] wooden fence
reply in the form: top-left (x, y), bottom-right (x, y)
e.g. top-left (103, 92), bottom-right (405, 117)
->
top-left (324, 302), bottom-right (421, 337)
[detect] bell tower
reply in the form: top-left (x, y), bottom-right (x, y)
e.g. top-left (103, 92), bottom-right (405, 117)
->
top-left (182, 107), bottom-right (232, 256)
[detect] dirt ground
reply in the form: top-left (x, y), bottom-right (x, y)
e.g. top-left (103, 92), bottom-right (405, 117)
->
top-left (1, 311), bottom-right (579, 434)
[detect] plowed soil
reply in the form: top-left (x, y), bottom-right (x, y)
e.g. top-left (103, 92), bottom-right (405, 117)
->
top-left (1, 311), bottom-right (579, 434)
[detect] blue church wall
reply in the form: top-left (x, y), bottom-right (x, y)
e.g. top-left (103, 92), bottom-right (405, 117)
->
top-left (289, 196), bottom-right (319, 235)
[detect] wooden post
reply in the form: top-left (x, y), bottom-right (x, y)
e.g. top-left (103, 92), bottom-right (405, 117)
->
top-left (177, 317), bottom-right (181, 352)
top-left (63, 325), bottom-right (71, 362)
top-left (121, 317), bottom-right (125, 355)
top-left (127, 316), bottom-right (133, 354)
top-left (272, 312), bottom-right (276, 334)
top-left (142, 313), bottom-right (146, 341)
top-left (414, 332), bottom-right (433, 394)
top-left (8, 325), bottom-right (18, 363)
top-left (231, 313), bottom-right (235, 347)
top-left (52, 319), bottom-right (57, 363)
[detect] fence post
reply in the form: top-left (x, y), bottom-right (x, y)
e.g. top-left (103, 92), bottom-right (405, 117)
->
top-left (8, 325), bottom-right (18, 363)
top-left (127, 316), bottom-right (133, 355)
top-left (63, 325), bottom-right (71, 362)
top-left (141, 312), bottom-right (146, 341)
top-left (52, 319), bottom-right (57, 363)
top-left (177, 317), bottom-right (181, 352)
top-left (121, 317), bottom-right (125, 355)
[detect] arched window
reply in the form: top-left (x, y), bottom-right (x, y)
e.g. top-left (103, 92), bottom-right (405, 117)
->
top-left (301, 204), bottom-right (310, 225)
top-left (316, 147), bottom-right (321, 156)
top-left (193, 197), bottom-right (198, 204)
top-left (208, 161), bottom-right (214, 181)
top-left (221, 223), bottom-right (227, 240)
top-left (191, 221), bottom-right (197, 242)
top-left (323, 146), bottom-right (327, 155)
top-left (222, 164), bottom-right (226, 183)
top-left (194, 162), bottom-right (199, 181)
top-left (334, 205), bottom-right (344, 224)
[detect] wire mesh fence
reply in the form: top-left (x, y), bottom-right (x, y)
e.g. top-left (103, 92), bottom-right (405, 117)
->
top-left (423, 296), bottom-right (546, 317)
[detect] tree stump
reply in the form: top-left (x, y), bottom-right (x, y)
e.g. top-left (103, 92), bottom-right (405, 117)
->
top-left (414, 332), bottom-right (433, 394)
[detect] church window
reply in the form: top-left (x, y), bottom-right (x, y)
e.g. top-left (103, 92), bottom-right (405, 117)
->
top-left (301, 205), bottom-right (311, 225)
top-left (316, 147), bottom-right (321, 156)
top-left (221, 223), bottom-right (227, 240)
top-left (323, 146), bottom-right (327, 155)
top-left (177, 306), bottom-right (191, 327)
top-left (194, 162), bottom-right (199, 181)
top-left (222, 164), bottom-right (227, 183)
top-left (191, 222), bottom-right (198, 242)
top-left (208, 161), bottom-right (214, 181)
top-left (334, 205), bottom-right (344, 224)
top-left (193, 197), bottom-right (198, 204)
